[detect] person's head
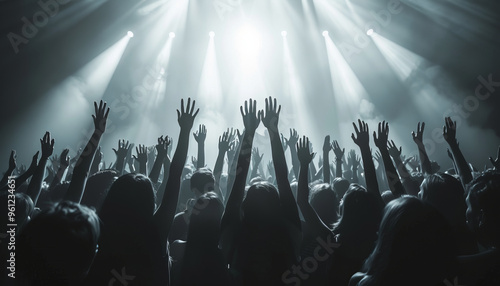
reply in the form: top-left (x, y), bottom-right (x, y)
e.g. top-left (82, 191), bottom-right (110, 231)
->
top-left (99, 173), bottom-right (155, 227)
top-left (187, 192), bottom-right (224, 245)
top-left (332, 177), bottom-right (350, 199)
top-left (334, 184), bottom-right (382, 240)
top-left (310, 183), bottom-right (339, 227)
top-left (17, 201), bottom-right (100, 285)
top-left (81, 170), bottom-right (118, 212)
top-left (190, 168), bottom-right (215, 197)
top-left (419, 173), bottom-right (467, 228)
top-left (242, 181), bottom-right (281, 223)
top-left (466, 170), bottom-right (500, 248)
top-left (363, 197), bottom-right (456, 286)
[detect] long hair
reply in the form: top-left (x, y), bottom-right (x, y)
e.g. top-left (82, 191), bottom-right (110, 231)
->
top-left (362, 197), bottom-right (457, 286)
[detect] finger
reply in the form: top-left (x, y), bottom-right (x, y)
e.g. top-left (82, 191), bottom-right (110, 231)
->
top-left (181, 99), bottom-right (185, 114)
top-left (190, 99), bottom-right (196, 115)
top-left (244, 100), bottom-right (248, 115)
top-left (94, 102), bottom-right (98, 117)
top-left (177, 109), bottom-right (181, 120)
top-left (186, 98), bottom-right (191, 114)
top-left (193, 108), bottom-right (199, 118)
top-left (240, 106), bottom-right (244, 118)
top-left (421, 122), bottom-right (425, 132)
top-left (105, 107), bottom-right (110, 119)
top-left (353, 122), bottom-right (359, 134)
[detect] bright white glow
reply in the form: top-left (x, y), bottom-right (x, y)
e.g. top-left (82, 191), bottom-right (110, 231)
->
top-left (209, 31), bottom-right (215, 37)
top-left (322, 31), bottom-right (329, 37)
top-left (281, 31), bottom-right (287, 37)
top-left (366, 29), bottom-right (374, 36)
top-left (127, 31), bottom-right (134, 38)
top-left (234, 25), bottom-right (262, 63)
top-left (169, 32), bottom-right (175, 38)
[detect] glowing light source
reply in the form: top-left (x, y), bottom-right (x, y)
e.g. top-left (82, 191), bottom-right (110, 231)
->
top-left (234, 25), bottom-right (262, 63)
top-left (169, 32), bottom-right (175, 38)
top-left (209, 31), bottom-right (215, 37)
top-left (322, 31), bottom-right (329, 37)
top-left (366, 29), bottom-right (374, 36)
top-left (281, 31), bottom-right (287, 37)
top-left (127, 31), bottom-right (134, 38)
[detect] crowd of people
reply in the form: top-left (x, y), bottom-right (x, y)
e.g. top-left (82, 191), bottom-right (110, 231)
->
top-left (0, 97), bottom-right (499, 286)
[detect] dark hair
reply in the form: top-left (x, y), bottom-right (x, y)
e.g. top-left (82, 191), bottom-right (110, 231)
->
top-left (332, 177), bottom-right (349, 199)
top-left (17, 201), bottom-right (100, 285)
top-left (466, 170), bottom-right (500, 248)
top-left (310, 183), bottom-right (339, 227)
top-left (242, 181), bottom-right (281, 222)
top-left (419, 173), bottom-right (466, 228)
top-left (190, 168), bottom-right (215, 195)
top-left (362, 197), bottom-right (457, 286)
top-left (80, 170), bottom-right (118, 212)
top-left (99, 173), bottom-right (155, 228)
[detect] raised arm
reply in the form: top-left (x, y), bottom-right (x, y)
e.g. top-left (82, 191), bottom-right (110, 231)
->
top-left (149, 136), bottom-right (170, 185)
top-left (249, 147), bottom-right (264, 181)
top-left (26, 132), bottom-right (54, 205)
top-left (153, 98), bottom-right (199, 245)
top-left (286, 129), bottom-right (300, 181)
top-left (322, 136), bottom-right (332, 183)
top-left (133, 144), bottom-right (148, 175)
top-left (225, 129), bottom-right (242, 205)
top-left (443, 117), bottom-right (473, 186)
top-left (89, 147), bottom-right (102, 175)
top-left (48, 149), bottom-right (70, 191)
top-left (0, 150), bottom-right (16, 189)
top-left (348, 150), bottom-right (360, 184)
top-left (351, 120), bottom-right (383, 205)
top-left (297, 136), bottom-right (330, 232)
top-left (112, 140), bottom-right (131, 175)
top-left (373, 121), bottom-right (405, 198)
top-left (412, 122), bottom-right (433, 175)
top-left (262, 97), bottom-right (301, 228)
top-left (332, 140), bottom-right (345, 178)
top-left (213, 130), bottom-right (230, 201)
top-left (193, 124), bottom-right (207, 169)
top-left (65, 100), bottom-right (109, 203)
top-left (221, 99), bottom-right (261, 229)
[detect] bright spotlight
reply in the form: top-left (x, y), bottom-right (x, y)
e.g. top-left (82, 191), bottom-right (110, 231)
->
top-left (235, 25), bottom-right (262, 63)
top-left (281, 31), bottom-right (287, 37)
top-left (322, 31), bottom-right (329, 37)
top-left (366, 29), bottom-right (374, 36)
top-left (209, 31), bottom-right (215, 37)
top-left (169, 32), bottom-right (175, 38)
top-left (127, 31), bottom-right (134, 38)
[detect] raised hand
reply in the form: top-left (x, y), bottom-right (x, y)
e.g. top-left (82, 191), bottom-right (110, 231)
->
top-left (218, 130), bottom-right (231, 152)
top-left (177, 98), bottom-right (199, 130)
top-left (156, 135), bottom-right (171, 158)
top-left (297, 136), bottom-right (315, 165)
top-left (373, 151), bottom-right (383, 166)
top-left (348, 150), bottom-right (360, 169)
top-left (193, 124), bottom-right (207, 143)
top-left (387, 140), bottom-right (402, 159)
top-left (287, 129), bottom-right (299, 147)
top-left (351, 119), bottom-right (370, 148)
top-left (281, 133), bottom-right (289, 152)
top-left (113, 140), bottom-right (131, 159)
top-left (373, 121), bottom-right (389, 150)
top-left (252, 147), bottom-right (264, 167)
top-left (60, 148), bottom-right (70, 168)
top-left (443, 117), bottom-right (457, 145)
top-left (92, 100), bottom-right (110, 134)
top-left (133, 144), bottom-right (148, 165)
top-left (261, 96), bottom-right (281, 133)
top-left (27, 152), bottom-right (39, 174)
top-left (489, 145), bottom-right (500, 170)
top-left (240, 98), bottom-right (261, 134)
top-left (332, 140), bottom-right (345, 159)
top-left (412, 122), bottom-right (425, 145)
top-left (40, 132), bottom-right (55, 159)
top-left (227, 141), bottom-right (237, 162)
top-left (8, 150), bottom-right (16, 171)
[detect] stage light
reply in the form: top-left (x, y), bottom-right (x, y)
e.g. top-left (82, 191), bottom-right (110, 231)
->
top-left (234, 25), bottom-right (262, 63)
top-left (169, 32), bottom-right (175, 38)
top-left (209, 31), bottom-right (215, 37)
top-left (127, 31), bottom-right (134, 38)
top-left (322, 31), bottom-right (328, 37)
top-left (366, 29), bottom-right (374, 36)
top-left (281, 31), bottom-right (287, 37)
